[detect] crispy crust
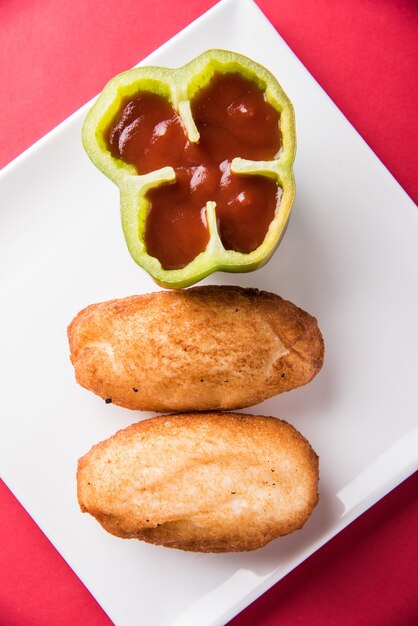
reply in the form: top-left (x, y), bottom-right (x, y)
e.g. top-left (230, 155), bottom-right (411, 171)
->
top-left (77, 412), bottom-right (319, 552)
top-left (68, 286), bottom-right (324, 412)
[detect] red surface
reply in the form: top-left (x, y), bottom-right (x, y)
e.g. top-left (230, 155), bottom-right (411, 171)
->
top-left (1, 1), bottom-right (417, 625)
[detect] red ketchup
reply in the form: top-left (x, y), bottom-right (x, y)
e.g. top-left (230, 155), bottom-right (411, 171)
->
top-left (106, 73), bottom-right (281, 270)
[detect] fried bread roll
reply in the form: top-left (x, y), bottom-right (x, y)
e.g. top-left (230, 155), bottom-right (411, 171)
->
top-left (68, 286), bottom-right (324, 412)
top-left (77, 413), bottom-right (319, 552)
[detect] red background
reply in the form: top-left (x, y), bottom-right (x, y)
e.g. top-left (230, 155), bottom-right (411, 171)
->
top-left (1, 1), bottom-right (417, 624)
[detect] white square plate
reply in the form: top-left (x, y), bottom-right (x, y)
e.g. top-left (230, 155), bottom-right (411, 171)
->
top-left (1, 0), bottom-right (417, 624)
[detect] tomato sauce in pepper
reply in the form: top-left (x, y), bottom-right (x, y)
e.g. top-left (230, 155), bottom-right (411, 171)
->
top-left (106, 72), bottom-right (281, 270)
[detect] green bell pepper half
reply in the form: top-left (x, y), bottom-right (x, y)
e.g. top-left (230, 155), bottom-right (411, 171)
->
top-left (82, 49), bottom-right (296, 289)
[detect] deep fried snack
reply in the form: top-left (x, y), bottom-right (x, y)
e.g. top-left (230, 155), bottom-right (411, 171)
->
top-left (68, 286), bottom-right (324, 412)
top-left (77, 412), bottom-right (319, 552)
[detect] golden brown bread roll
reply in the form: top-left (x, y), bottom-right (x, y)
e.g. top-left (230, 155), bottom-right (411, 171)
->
top-left (68, 286), bottom-right (324, 412)
top-left (77, 412), bottom-right (319, 552)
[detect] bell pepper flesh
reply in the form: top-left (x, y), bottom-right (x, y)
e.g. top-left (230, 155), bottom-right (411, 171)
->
top-left (82, 50), bottom-right (296, 288)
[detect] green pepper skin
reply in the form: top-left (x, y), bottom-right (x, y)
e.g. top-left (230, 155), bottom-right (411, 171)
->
top-left (82, 49), bottom-right (296, 289)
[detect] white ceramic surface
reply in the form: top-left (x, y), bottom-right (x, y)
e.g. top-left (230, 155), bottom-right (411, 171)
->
top-left (1, 0), bottom-right (417, 624)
